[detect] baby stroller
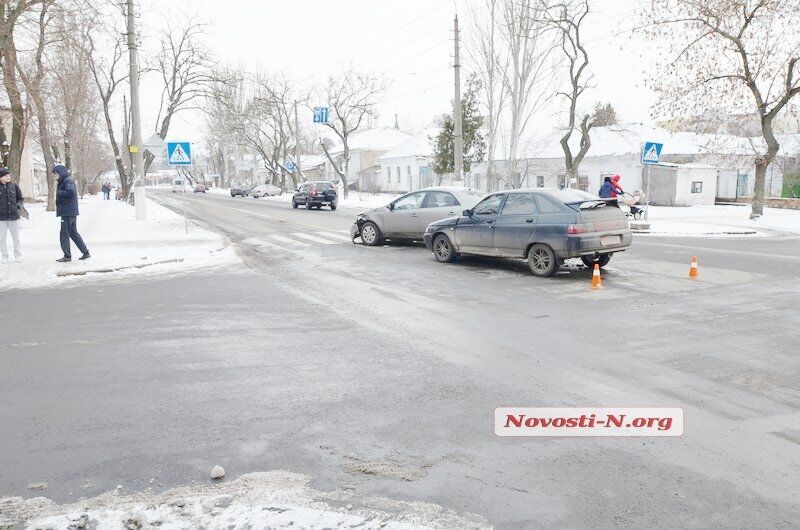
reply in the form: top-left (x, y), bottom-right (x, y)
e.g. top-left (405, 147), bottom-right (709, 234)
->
top-left (619, 191), bottom-right (644, 220)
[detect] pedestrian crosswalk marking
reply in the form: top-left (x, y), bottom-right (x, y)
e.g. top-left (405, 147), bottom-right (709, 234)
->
top-left (316, 231), bottom-right (351, 242)
top-left (292, 232), bottom-right (338, 245)
top-left (268, 234), bottom-right (310, 247)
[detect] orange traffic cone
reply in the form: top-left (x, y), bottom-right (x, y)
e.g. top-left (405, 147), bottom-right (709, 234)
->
top-left (689, 256), bottom-right (699, 279)
top-left (591, 264), bottom-right (602, 289)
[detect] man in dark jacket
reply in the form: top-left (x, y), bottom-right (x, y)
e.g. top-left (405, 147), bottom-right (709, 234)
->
top-left (0, 168), bottom-right (24, 263)
top-left (54, 165), bottom-right (90, 262)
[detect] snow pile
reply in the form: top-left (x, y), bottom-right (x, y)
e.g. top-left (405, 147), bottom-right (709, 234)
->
top-left (635, 204), bottom-right (800, 236)
top-left (0, 194), bottom-right (237, 291)
top-left (0, 471), bottom-right (489, 529)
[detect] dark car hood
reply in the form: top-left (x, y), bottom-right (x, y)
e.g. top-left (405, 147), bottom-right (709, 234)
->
top-left (428, 215), bottom-right (462, 228)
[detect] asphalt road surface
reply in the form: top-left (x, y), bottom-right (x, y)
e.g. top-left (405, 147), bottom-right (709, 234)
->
top-left (2, 189), bottom-right (799, 528)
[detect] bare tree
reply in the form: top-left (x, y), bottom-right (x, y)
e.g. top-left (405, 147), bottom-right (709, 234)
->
top-left (319, 68), bottom-right (385, 198)
top-left (0, 0), bottom-right (44, 181)
top-left (87, 23), bottom-right (131, 198)
top-left (15, 0), bottom-right (57, 206)
top-left (499, 0), bottom-right (555, 188)
top-left (645, 0), bottom-right (800, 218)
top-left (144, 16), bottom-right (215, 175)
top-left (547, 0), bottom-right (597, 188)
top-left (467, 0), bottom-right (509, 191)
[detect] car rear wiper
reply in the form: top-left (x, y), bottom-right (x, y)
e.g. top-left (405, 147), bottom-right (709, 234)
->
top-left (567, 200), bottom-right (606, 209)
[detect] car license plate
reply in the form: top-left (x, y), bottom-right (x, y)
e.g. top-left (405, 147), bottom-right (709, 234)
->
top-left (601, 235), bottom-right (621, 246)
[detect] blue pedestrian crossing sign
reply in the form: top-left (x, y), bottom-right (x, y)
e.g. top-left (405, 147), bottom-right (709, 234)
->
top-left (641, 141), bottom-right (663, 165)
top-left (167, 142), bottom-right (192, 166)
top-left (286, 159), bottom-right (297, 173)
top-left (313, 107), bottom-right (329, 124)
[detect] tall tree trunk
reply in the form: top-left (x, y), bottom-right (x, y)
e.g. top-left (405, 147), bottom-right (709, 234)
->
top-left (752, 117), bottom-right (779, 218)
top-left (32, 93), bottom-right (57, 209)
top-left (1, 31), bottom-right (25, 182)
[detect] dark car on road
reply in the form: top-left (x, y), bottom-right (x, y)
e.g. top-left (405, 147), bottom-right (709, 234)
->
top-left (230, 186), bottom-right (251, 197)
top-left (292, 181), bottom-right (338, 210)
top-left (423, 188), bottom-right (633, 277)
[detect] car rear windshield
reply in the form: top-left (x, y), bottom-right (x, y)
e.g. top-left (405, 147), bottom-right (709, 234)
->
top-left (547, 189), bottom-right (606, 210)
top-left (313, 182), bottom-right (334, 190)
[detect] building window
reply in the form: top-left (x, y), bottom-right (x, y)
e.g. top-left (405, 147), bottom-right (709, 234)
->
top-left (386, 167), bottom-right (391, 183)
top-left (691, 181), bottom-right (703, 194)
top-left (536, 175), bottom-right (544, 187)
top-left (407, 166), bottom-right (412, 177)
top-left (396, 167), bottom-right (401, 183)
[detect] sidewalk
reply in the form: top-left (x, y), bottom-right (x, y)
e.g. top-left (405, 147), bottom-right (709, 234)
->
top-left (633, 204), bottom-right (800, 237)
top-left (0, 194), bottom-right (237, 291)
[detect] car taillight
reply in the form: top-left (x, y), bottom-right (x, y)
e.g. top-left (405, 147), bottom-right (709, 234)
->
top-left (567, 224), bottom-right (586, 234)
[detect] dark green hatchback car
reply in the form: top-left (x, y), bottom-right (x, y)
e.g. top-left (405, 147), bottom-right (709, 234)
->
top-left (423, 188), bottom-right (633, 277)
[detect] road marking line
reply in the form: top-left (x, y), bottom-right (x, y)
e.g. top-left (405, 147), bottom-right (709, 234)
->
top-left (316, 231), bottom-right (352, 242)
top-left (268, 234), bottom-right (310, 247)
top-left (292, 233), bottom-right (338, 245)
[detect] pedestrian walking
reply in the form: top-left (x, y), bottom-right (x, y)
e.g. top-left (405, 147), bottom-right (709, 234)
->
top-left (53, 165), bottom-right (90, 262)
top-left (0, 168), bottom-right (24, 263)
top-left (599, 175), bottom-right (623, 208)
top-left (102, 182), bottom-right (110, 200)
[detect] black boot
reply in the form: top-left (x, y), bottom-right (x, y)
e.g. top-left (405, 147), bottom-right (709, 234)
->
top-left (56, 257), bottom-right (71, 262)
top-left (79, 253), bottom-right (91, 260)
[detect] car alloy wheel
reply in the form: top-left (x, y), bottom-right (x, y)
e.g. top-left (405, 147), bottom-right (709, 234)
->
top-left (361, 222), bottom-right (381, 246)
top-left (528, 243), bottom-right (557, 277)
top-left (432, 234), bottom-right (455, 263)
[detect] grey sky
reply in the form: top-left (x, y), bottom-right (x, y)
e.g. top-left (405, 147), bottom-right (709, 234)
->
top-left (137, 0), bottom-right (655, 144)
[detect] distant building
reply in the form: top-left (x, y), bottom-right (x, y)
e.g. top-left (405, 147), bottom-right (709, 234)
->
top-left (324, 127), bottom-right (412, 190)
top-left (377, 128), bottom-right (438, 193)
top-left (467, 123), bottom-right (793, 204)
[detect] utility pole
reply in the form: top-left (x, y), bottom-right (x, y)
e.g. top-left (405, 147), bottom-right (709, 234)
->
top-left (294, 100), bottom-right (301, 184)
top-left (453, 14), bottom-right (464, 181)
top-left (126, 0), bottom-right (146, 220)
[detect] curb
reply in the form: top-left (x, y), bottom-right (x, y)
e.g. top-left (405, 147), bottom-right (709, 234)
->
top-left (56, 258), bottom-right (184, 277)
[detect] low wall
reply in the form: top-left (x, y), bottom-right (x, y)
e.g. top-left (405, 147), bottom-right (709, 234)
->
top-left (716, 197), bottom-right (800, 209)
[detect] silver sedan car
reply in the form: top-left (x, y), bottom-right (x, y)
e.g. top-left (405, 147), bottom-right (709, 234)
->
top-left (351, 187), bottom-right (485, 245)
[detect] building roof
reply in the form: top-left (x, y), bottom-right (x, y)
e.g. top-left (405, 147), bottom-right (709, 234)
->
top-left (329, 127), bottom-right (412, 156)
top-left (519, 123), bottom-right (759, 160)
top-left (379, 128), bottom-right (440, 161)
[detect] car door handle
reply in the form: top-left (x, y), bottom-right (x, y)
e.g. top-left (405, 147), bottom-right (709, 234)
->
top-left (525, 218), bottom-right (534, 223)
top-left (486, 219), bottom-right (494, 224)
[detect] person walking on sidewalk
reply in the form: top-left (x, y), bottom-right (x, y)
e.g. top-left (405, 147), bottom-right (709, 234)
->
top-left (0, 168), bottom-right (24, 263)
top-left (53, 165), bottom-right (90, 262)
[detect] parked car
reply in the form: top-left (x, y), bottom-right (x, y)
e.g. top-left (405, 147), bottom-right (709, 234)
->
top-left (193, 184), bottom-right (207, 193)
top-left (351, 187), bottom-right (485, 245)
top-left (230, 186), bottom-right (251, 197)
top-left (252, 184), bottom-right (282, 198)
top-left (292, 181), bottom-right (338, 210)
top-left (422, 188), bottom-right (633, 277)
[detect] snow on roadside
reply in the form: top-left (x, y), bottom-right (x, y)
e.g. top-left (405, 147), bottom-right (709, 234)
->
top-left (635, 204), bottom-right (800, 237)
top-left (0, 195), bottom-right (237, 291)
top-left (0, 471), bottom-right (489, 529)
top-left (261, 190), bottom-right (401, 210)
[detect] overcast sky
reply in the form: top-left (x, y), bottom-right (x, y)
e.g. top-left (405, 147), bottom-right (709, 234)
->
top-left (136, 0), bottom-right (656, 144)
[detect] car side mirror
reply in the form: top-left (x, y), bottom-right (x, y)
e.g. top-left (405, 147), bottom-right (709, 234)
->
top-left (388, 203), bottom-right (395, 211)
top-left (463, 209), bottom-right (472, 217)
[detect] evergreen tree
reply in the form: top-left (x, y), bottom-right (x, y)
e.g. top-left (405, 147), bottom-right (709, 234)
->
top-left (433, 74), bottom-right (486, 178)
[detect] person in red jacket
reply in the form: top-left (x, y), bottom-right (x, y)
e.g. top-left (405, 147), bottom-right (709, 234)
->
top-left (609, 175), bottom-right (624, 207)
